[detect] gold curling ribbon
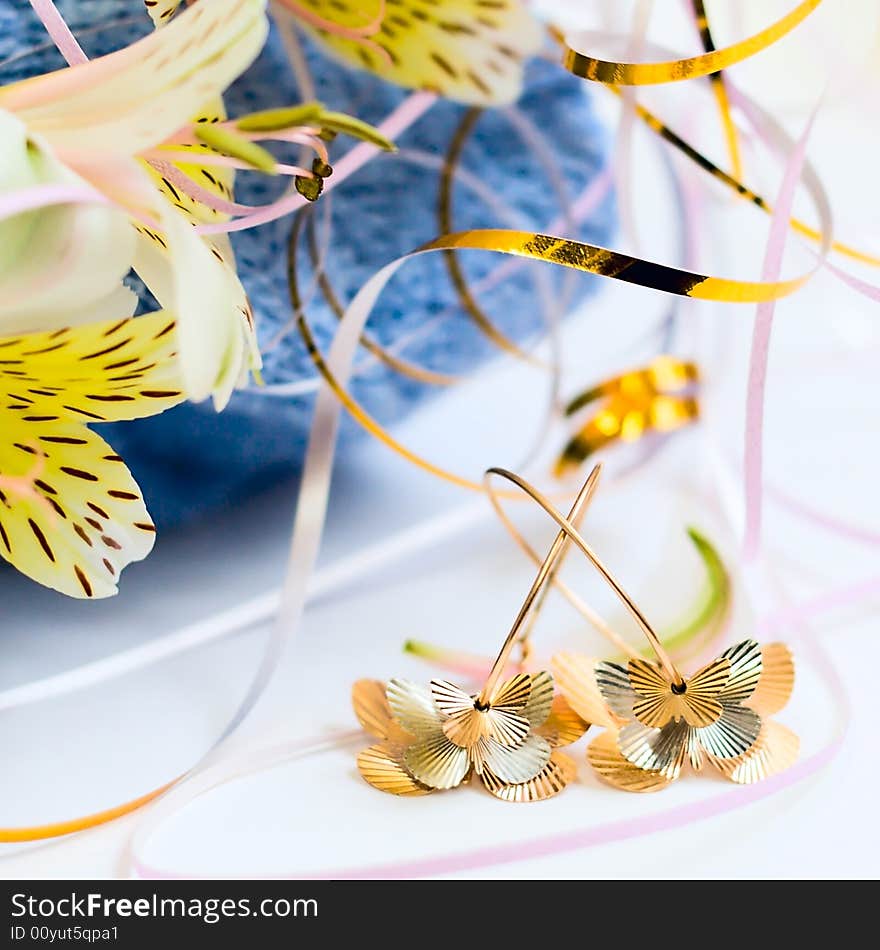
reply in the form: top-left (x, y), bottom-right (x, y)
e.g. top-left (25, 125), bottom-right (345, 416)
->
top-left (691, 0), bottom-right (743, 179)
top-left (557, 17), bottom-right (878, 269)
top-left (0, 783), bottom-right (173, 843)
top-left (424, 230), bottom-right (812, 303)
top-left (438, 108), bottom-right (542, 366)
top-left (291, 209), bottom-right (459, 387)
top-left (293, 216), bottom-right (823, 494)
top-left (554, 357), bottom-right (700, 477)
top-left (607, 89), bottom-right (880, 269)
top-left (562, 0), bottom-right (822, 85)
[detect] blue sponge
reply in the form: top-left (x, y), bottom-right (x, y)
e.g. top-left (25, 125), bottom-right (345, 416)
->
top-left (1, 2), bottom-right (614, 527)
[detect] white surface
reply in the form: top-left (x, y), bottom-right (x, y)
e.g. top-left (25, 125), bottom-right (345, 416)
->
top-left (2, 1), bottom-right (880, 879)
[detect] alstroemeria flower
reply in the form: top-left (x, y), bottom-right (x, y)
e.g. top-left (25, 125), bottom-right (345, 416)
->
top-left (0, 310), bottom-right (185, 598)
top-left (146, 0), bottom-right (542, 105)
top-left (553, 640), bottom-right (798, 791)
top-left (353, 672), bottom-right (588, 802)
top-left (0, 0), bottom-right (271, 407)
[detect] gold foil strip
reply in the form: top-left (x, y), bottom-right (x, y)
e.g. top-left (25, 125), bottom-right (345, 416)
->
top-left (691, 0), bottom-right (743, 178)
top-left (303, 211), bottom-right (460, 387)
top-left (288, 207), bottom-right (459, 386)
top-left (606, 89), bottom-right (876, 266)
top-left (555, 356), bottom-right (700, 476)
top-left (293, 214), bottom-right (821, 492)
top-left (438, 107), bottom-right (542, 365)
top-left (561, 0), bottom-right (822, 86)
top-left (423, 230), bottom-right (814, 302)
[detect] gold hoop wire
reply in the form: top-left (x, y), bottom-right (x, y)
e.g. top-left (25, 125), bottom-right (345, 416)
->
top-left (483, 466), bottom-right (685, 687)
top-left (485, 462), bottom-right (638, 662)
top-left (477, 464), bottom-right (601, 703)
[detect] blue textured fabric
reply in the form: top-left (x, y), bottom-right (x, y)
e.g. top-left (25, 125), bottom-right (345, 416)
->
top-left (1, 1), bottom-right (614, 528)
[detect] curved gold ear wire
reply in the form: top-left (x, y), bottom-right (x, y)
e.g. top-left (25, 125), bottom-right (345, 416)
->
top-left (483, 468), bottom-right (798, 792)
top-left (350, 469), bottom-right (601, 802)
top-left (484, 467), bottom-right (685, 686)
top-left (476, 464), bottom-right (602, 704)
top-left (483, 463), bottom-right (640, 664)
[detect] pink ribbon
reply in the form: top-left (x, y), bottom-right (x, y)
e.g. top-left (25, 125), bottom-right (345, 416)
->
top-left (758, 574), bottom-right (880, 637)
top-left (742, 109), bottom-right (818, 560)
top-left (196, 93), bottom-right (437, 234)
top-left (27, 0), bottom-right (88, 66)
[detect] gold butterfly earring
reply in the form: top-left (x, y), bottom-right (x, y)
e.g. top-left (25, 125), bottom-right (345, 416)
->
top-left (350, 469), bottom-right (601, 802)
top-left (483, 466), bottom-right (799, 793)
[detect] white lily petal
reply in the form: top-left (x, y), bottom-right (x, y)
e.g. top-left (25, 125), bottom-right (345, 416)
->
top-left (1, 0), bottom-right (268, 156)
top-left (0, 113), bottom-right (136, 334)
top-left (132, 199), bottom-right (251, 407)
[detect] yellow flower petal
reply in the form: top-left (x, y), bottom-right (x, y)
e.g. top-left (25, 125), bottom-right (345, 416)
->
top-left (143, 0), bottom-right (185, 27)
top-left (303, 0), bottom-right (541, 105)
top-left (0, 311), bottom-right (184, 598)
top-left (0, 423), bottom-right (154, 599)
top-left (0, 313), bottom-right (183, 423)
top-left (148, 99), bottom-right (236, 227)
top-left (132, 197), bottom-right (258, 407)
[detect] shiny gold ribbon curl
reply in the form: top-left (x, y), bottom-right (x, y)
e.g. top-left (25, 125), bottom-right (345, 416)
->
top-left (555, 357), bottom-right (700, 477)
top-left (292, 207), bottom-right (826, 494)
top-left (559, 14), bottom-right (878, 269)
top-left (562, 0), bottom-right (822, 85)
top-left (691, 0), bottom-right (743, 178)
